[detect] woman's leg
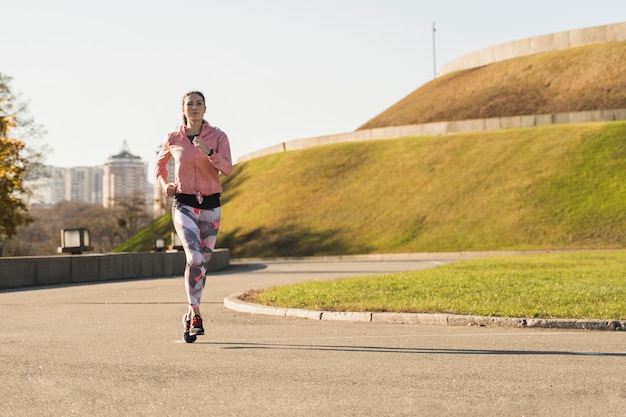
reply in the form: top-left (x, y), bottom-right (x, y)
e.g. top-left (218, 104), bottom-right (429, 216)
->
top-left (189, 206), bottom-right (221, 318)
top-left (172, 203), bottom-right (221, 315)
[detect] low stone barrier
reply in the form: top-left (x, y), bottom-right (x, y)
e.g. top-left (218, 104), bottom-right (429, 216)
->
top-left (0, 248), bottom-right (229, 290)
top-left (237, 108), bottom-right (626, 163)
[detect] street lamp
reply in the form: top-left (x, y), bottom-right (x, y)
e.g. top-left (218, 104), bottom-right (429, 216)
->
top-left (60, 227), bottom-right (94, 255)
top-left (153, 237), bottom-right (166, 252)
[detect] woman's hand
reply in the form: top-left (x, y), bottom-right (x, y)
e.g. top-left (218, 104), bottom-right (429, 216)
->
top-left (164, 183), bottom-right (177, 196)
top-left (192, 138), bottom-right (211, 155)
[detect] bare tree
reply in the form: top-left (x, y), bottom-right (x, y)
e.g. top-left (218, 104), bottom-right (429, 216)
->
top-left (5, 199), bottom-right (154, 256)
top-left (111, 193), bottom-right (152, 240)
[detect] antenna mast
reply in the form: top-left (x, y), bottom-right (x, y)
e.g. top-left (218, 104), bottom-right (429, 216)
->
top-left (432, 22), bottom-right (437, 79)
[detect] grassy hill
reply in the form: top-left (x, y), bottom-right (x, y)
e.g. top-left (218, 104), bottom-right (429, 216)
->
top-left (115, 42), bottom-right (626, 257)
top-left (117, 121), bottom-right (626, 256)
top-left (359, 41), bottom-right (626, 129)
top-left (217, 122), bottom-right (626, 257)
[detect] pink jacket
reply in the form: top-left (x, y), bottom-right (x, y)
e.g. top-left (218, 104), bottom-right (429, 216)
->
top-left (155, 123), bottom-right (232, 196)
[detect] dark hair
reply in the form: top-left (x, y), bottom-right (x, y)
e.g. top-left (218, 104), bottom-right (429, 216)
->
top-left (182, 91), bottom-right (206, 125)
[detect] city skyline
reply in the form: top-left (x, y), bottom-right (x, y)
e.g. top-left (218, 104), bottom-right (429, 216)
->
top-left (25, 140), bottom-right (154, 214)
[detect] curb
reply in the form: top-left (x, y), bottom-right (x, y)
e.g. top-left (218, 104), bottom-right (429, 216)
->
top-left (224, 293), bottom-right (626, 331)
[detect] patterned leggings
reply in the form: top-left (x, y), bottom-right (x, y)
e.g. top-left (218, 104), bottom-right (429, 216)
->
top-left (172, 202), bottom-right (221, 307)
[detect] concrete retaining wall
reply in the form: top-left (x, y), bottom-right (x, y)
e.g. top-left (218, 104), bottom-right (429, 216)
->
top-left (440, 22), bottom-right (626, 76)
top-left (237, 108), bottom-right (626, 162)
top-left (0, 248), bottom-right (229, 290)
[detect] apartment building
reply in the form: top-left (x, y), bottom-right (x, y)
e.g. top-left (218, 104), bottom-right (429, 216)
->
top-left (24, 141), bottom-right (153, 214)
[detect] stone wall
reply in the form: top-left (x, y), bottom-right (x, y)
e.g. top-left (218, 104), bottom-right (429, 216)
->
top-left (0, 249), bottom-right (229, 290)
top-left (238, 108), bottom-right (626, 163)
top-left (440, 22), bottom-right (626, 76)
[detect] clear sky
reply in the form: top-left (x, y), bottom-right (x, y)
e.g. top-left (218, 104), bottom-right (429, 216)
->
top-left (3, 0), bottom-right (625, 181)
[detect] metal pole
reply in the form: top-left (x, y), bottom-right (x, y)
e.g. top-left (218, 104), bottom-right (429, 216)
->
top-left (432, 22), bottom-right (437, 79)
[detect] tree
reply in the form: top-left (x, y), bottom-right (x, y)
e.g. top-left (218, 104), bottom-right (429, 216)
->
top-left (5, 201), bottom-right (151, 256)
top-left (0, 74), bottom-right (32, 241)
top-left (112, 193), bottom-right (152, 240)
top-left (0, 138), bottom-right (30, 237)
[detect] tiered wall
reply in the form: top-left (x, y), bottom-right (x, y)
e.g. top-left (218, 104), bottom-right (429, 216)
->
top-left (238, 22), bottom-right (626, 163)
top-left (440, 22), bottom-right (626, 76)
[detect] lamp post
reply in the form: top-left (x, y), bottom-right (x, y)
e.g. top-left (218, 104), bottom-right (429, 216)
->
top-left (60, 227), bottom-right (94, 255)
top-left (152, 237), bottom-right (166, 252)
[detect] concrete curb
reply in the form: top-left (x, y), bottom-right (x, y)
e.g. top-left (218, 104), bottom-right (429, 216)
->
top-left (224, 293), bottom-right (626, 331)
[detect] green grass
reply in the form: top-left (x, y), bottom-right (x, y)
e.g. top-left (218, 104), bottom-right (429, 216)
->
top-left (113, 211), bottom-right (173, 252)
top-left (243, 250), bottom-right (626, 320)
top-left (218, 121), bottom-right (626, 257)
top-left (119, 121), bottom-right (626, 256)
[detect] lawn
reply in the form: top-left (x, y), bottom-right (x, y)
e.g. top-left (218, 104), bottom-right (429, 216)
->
top-left (243, 250), bottom-right (626, 320)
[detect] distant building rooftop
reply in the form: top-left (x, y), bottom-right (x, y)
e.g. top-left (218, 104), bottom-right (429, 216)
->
top-left (108, 140), bottom-right (141, 162)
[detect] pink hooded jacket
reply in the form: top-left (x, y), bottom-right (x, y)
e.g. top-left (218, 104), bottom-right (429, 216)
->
top-left (155, 123), bottom-right (232, 196)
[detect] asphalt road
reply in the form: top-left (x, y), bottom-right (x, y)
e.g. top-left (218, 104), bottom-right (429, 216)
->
top-left (1, 255), bottom-right (625, 417)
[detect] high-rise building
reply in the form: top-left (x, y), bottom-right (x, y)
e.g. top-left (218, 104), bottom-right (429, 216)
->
top-left (23, 165), bottom-right (67, 206)
top-left (102, 141), bottom-right (150, 210)
top-left (65, 166), bottom-right (103, 204)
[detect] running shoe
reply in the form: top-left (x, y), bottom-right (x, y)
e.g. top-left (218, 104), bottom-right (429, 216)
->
top-left (190, 315), bottom-right (204, 336)
top-left (182, 314), bottom-right (191, 332)
top-left (182, 314), bottom-right (197, 343)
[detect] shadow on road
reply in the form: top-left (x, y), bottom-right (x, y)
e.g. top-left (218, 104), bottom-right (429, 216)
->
top-left (194, 341), bottom-right (626, 357)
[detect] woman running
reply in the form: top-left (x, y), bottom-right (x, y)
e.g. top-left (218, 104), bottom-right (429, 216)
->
top-left (155, 90), bottom-right (232, 342)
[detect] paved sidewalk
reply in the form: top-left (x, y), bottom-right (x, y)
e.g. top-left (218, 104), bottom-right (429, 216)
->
top-left (1, 255), bottom-right (625, 417)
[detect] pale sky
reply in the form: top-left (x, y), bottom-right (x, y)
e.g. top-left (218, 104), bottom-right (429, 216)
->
top-left (3, 0), bottom-right (625, 181)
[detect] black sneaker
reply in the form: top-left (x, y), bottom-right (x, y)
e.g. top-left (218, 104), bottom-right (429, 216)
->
top-left (182, 314), bottom-right (197, 343)
top-left (190, 315), bottom-right (204, 336)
